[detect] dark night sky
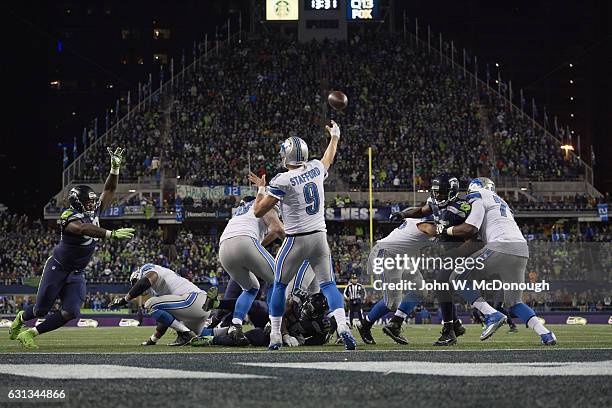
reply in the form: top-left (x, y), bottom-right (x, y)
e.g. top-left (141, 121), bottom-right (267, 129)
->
top-left (2, 1), bottom-right (610, 216)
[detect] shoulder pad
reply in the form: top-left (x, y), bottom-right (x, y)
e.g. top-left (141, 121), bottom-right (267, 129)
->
top-left (466, 192), bottom-right (482, 202)
top-left (459, 202), bottom-right (472, 212)
top-left (60, 209), bottom-right (74, 220)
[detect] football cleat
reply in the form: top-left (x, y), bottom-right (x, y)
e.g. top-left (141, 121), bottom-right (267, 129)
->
top-left (382, 317), bottom-right (409, 345)
top-left (228, 323), bottom-right (250, 346)
top-left (480, 312), bottom-right (507, 341)
top-left (191, 336), bottom-right (214, 347)
top-left (540, 331), bottom-right (557, 346)
top-left (508, 324), bottom-right (519, 333)
top-left (339, 330), bottom-right (357, 351)
top-left (9, 310), bottom-right (25, 340)
top-left (141, 338), bottom-right (157, 346)
top-left (16, 329), bottom-right (38, 349)
top-left (453, 319), bottom-right (466, 337)
top-left (167, 331), bottom-right (196, 346)
top-left (202, 286), bottom-right (220, 312)
top-left (268, 333), bottom-right (283, 351)
top-left (356, 319), bottom-right (376, 345)
top-left (433, 322), bottom-right (457, 346)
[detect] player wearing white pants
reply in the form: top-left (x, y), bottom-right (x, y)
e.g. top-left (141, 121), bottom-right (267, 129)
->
top-left (218, 196), bottom-right (284, 343)
top-left (249, 120), bottom-right (357, 350)
top-left (110, 263), bottom-right (213, 346)
top-left (438, 178), bottom-right (556, 345)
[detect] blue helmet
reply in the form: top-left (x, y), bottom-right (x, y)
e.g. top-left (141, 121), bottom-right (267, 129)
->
top-left (468, 177), bottom-right (495, 193)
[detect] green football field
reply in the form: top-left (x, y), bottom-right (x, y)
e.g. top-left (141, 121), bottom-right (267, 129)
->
top-left (1, 324), bottom-right (611, 352)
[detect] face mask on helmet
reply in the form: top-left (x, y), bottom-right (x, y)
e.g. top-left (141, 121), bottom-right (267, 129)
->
top-left (299, 293), bottom-right (328, 321)
top-left (68, 185), bottom-right (97, 214)
top-left (468, 177), bottom-right (496, 193)
top-left (430, 175), bottom-right (459, 207)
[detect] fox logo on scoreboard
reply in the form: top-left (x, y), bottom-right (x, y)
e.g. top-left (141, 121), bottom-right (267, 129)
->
top-left (347, 0), bottom-right (378, 20)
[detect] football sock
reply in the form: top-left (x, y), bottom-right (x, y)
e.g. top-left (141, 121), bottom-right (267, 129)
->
top-left (270, 316), bottom-right (282, 337)
top-left (439, 301), bottom-right (454, 323)
top-left (170, 319), bottom-right (190, 333)
top-left (320, 280), bottom-right (344, 310)
top-left (509, 302), bottom-right (538, 324)
top-left (35, 312), bottom-right (67, 335)
top-left (472, 298), bottom-right (498, 315)
top-left (269, 281), bottom-right (287, 317)
top-left (266, 283), bottom-right (274, 305)
top-left (332, 308), bottom-right (348, 331)
top-left (394, 309), bottom-right (408, 319)
top-left (367, 300), bottom-right (391, 323)
top-left (397, 291), bottom-right (421, 316)
top-left (527, 317), bottom-right (550, 335)
top-left (234, 287), bottom-right (258, 323)
top-left (452, 303), bottom-right (458, 321)
top-left (22, 305), bottom-right (36, 321)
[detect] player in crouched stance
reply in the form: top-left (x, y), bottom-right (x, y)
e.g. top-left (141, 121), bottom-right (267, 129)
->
top-left (438, 177), bottom-right (556, 345)
top-left (110, 263), bottom-right (218, 346)
top-left (249, 120), bottom-right (357, 350)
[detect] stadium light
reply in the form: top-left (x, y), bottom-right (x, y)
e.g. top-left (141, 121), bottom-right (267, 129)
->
top-left (520, 187), bottom-right (527, 191)
top-left (495, 62), bottom-right (499, 67)
top-left (128, 189), bottom-right (136, 193)
top-left (570, 96), bottom-right (574, 101)
top-left (571, 113), bottom-right (574, 118)
top-left (561, 144), bottom-right (574, 158)
top-left (569, 80), bottom-right (573, 84)
top-left (569, 63), bottom-right (573, 67)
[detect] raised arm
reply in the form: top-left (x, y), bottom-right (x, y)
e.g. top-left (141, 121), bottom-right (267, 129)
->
top-left (98, 147), bottom-right (124, 212)
top-left (65, 219), bottom-right (134, 240)
top-left (320, 120), bottom-right (341, 171)
top-left (249, 172), bottom-right (280, 218)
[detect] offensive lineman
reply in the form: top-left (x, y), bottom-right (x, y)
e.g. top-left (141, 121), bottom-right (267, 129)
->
top-left (249, 120), bottom-right (357, 350)
top-left (438, 177), bottom-right (557, 345)
top-left (9, 148), bottom-right (135, 348)
top-left (110, 263), bottom-right (218, 346)
top-left (218, 195), bottom-right (284, 344)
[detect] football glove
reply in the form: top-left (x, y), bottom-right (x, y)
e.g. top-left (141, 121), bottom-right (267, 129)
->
top-left (108, 147), bottom-right (124, 175)
top-left (283, 334), bottom-right (300, 347)
top-left (109, 296), bottom-right (128, 309)
top-left (436, 223), bottom-right (448, 235)
top-left (389, 211), bottom-right (404, 222)
top-left (326, 120), bottom-right (340, 139)
top-left (111, 228), bottom-right (135, 240)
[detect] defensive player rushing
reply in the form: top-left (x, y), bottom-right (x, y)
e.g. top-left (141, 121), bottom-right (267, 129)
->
top-left (381, 173), bottom-right (471, 346)
top-left (438, 177), bottom-right (557, 345)
top-left (9, 148), bottom-right (135, 348)
top-left (110, 263), bottom-right (218, 346)
top-left (249, 120), bottom-right (357, 350)
top-left (218, 195), bottom-right (284, 344)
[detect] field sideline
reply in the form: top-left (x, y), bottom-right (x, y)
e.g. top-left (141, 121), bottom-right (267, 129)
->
top-left (1, 324), bottom-right (610, 352)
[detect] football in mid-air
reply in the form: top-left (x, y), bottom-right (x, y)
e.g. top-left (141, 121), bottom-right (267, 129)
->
top-left (328, 90), bottom-right (348, 110)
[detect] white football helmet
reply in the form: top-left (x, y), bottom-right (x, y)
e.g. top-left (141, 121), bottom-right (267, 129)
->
top-left (279, 137), bottom-right (308, 168)
top-left (130, 263), bottom-right (156, 284)
top-left (468, 177), bottom-right (496, 193)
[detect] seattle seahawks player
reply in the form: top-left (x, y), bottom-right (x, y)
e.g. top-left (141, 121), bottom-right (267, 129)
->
top-left (249, 120), bottom-right (357, 350)
top-left (218, 195), bottom-right (284, 344)
top-left (10, 148), bottom-right (134, 349)
top-left (388, 173), bottom-right (471, 346)
top-left (438, 177), bottom-right (557, 345)
top-left (110, 263), bottom-right (218, 346)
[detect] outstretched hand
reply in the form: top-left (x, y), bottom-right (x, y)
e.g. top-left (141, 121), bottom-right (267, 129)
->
top-left (248, 172), bottom-right (266, 188)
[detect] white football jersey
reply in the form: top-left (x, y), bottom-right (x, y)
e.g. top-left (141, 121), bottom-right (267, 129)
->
top-left (220, 201), bottom-right (268, 243)
top-left (377, 218), bottom-right (432, 253)
top-left (465, 188), bottom-right (528, 257)
top-left (267, 159), bottom-right (327, 235)
top-left (146, 265), bottom-right (202, 297)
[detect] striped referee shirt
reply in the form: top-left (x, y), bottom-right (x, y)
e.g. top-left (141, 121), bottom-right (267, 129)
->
top-left (344, 282), bottom-right (366, 301)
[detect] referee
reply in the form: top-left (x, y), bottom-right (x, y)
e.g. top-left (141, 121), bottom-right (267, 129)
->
top-left (344, 274), bottom-right (366, 328)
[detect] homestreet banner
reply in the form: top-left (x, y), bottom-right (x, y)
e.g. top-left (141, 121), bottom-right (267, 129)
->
top-left (324, 207), bottom-right (391, 221)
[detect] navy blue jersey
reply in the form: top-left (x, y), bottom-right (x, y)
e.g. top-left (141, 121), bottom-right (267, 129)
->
top-left (52, 206), bottom-right (100, 270)
top-left (438, 199), bottom-right (472, 242)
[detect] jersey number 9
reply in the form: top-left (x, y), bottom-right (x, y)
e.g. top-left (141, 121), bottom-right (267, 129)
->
top-left (303, 182), bottom-right (320, 215)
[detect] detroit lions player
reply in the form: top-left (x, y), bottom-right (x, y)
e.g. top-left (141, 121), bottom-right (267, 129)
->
top-left (357, 216), bottom-right (435, 345)
top-left (10, 148), bottom-right (135, 349)
top-left (438, 177), bottom-right (557, 345)
top-left (249, 120), bottom-right (357, 350)
top-left (388, 174), bottom-right (471, 346)
top-left (218, 195), bottom-right (284, 344)
top-left (110, 264), bottom-right (218, 346)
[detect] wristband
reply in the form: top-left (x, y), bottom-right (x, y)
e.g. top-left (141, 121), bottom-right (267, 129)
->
top-left (447, 226), bottom-right (454, 236)
top-left (105, 230), bottom-right (112, 239)
top-left (258, 186), bottom-right (266, 195)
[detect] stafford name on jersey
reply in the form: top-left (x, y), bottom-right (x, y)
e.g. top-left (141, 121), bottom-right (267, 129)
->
top-left (289, 166), bottom-right (322, 186)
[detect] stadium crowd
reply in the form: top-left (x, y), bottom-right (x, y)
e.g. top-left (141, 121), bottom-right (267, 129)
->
top-left (63, 35), bottom-right (584, 191)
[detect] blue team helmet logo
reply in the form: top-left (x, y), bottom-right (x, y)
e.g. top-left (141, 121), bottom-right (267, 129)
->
top-left (468, 177), bottom-right (495, 193)
top-left (131, 263), bottom-right (155, 283)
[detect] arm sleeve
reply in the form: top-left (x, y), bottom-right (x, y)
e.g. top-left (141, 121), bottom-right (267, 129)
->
top-left (343, 286), bottom-right (349, 297)
top-left (464, 199), bottom-right (485, 230)
top-left (266, 174), bottom-right (288, 200)
top-left (128, 276), bottom-right (152, 298)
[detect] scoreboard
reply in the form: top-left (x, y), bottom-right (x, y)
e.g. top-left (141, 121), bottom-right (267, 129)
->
top-left (347, 0), bottom-right (379, 20)
top-left (305, 0), bottom-right (339, 10)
